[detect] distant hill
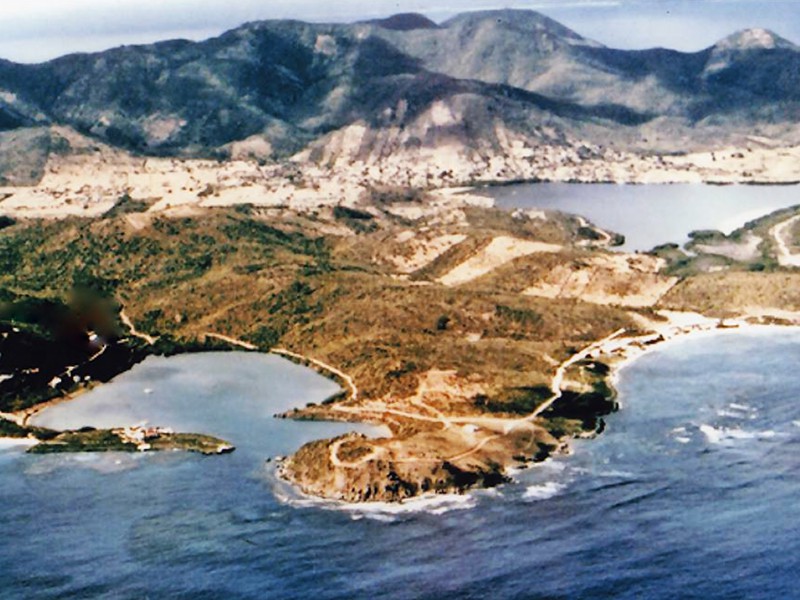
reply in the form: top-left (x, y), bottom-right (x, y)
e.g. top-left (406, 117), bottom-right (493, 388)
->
top-left (371, 10), bottom-right (800, 125)
top-left (365, 13), bottom-right (439, 31)
top-left (0, 10), bottom-right (798, 176)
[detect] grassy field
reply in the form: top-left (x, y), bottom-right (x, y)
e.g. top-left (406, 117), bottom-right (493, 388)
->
top-left (0, 203), bottom-right (641, 408)
top-left (660, 272), bottom-right (800, 315)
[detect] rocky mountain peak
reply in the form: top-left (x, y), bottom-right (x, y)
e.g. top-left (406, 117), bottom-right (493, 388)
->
top-left (442, 9), bottom-right (602, 49)
top-left (704, 27), bottom-right (798, 75)
top-left (714, 28), bottom-right (796, 52)
top-left (0, 11), bottom-right (798, 169)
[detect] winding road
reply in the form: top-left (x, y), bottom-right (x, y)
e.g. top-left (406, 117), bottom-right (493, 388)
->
top-left (315, 327), bottom-right (629, 468)
top-left (445, 328), bottom-right (628, 463)
top-left (119, 310), bottom-right (158, 345)
top-left (770, 214), bottom-right (800, 267)
top-left (205, 333), bottom-right (257, 350)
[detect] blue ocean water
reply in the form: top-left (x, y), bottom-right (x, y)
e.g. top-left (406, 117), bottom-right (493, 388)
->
top-left (3, 332), bottom-right (800, 599)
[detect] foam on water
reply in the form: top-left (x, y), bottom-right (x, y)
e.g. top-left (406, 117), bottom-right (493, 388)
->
top-left (344, 493), bottom-right (478, 520)
top-left (717, 409), bottom-right (746, 419)
top-left (290, 491), bottom-right (477, 522)
top-left (717, 403), bottom-right (758, 419)
top-left (699, 424), bottom-right (780, 445)
top-left (267, 464), bottom-right (478, 521)
top-left (5, 328), bottom-right (800, 599)
top-left (522, 481), bottom-right (567, 501)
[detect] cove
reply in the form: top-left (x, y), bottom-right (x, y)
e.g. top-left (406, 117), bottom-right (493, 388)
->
top-left (489, 182), bottom-right (800, 251)
top-left (3, 334), bottom-right (800, 598)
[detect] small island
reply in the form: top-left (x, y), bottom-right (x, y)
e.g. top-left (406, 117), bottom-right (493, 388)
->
top-left (1, 419), bottom-right (234, 455)
top-left (29, 426), bottom-right (235, 456)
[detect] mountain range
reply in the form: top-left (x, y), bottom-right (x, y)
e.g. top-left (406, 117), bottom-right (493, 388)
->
top-left (0, 9), bottom-right (799, 182)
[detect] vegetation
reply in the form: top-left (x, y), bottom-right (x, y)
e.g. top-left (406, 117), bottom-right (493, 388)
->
top-left (6, 195), bottom-right (800, 494)
top-left (662, 205), bottom-right (800, 277)
top-left (26, 428), bottom-right (234, 455)
top-left (544, 385), bottom-right (618, 430)
top-left (0, 204), bottom-right (640, 415)
top-left (474, 385), bottom-right (553, 415)
top-left (148, 433), bottom-right (234, 455)
top-left (0, 418), bottom-right (35, 438)
top-left (28, 429), bottom-right (138, 453)
top-left (660, 272), bottom-right (800, 315)
top-left (102, 194), bottom-right (150, 218)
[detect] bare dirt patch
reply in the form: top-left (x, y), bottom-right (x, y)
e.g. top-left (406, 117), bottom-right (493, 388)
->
top-left (522, 253), bottom-right (677, 307)
top-left (438, 236), bottom-right (562, 286)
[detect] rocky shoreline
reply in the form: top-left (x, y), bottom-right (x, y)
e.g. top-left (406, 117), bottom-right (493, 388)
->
top-left (276, 328), bottom-right (625, 503)
top-left (277, 312), bottom-right (800, 504)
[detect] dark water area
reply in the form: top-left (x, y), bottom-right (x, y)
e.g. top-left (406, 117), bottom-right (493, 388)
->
top-left (3, 333), bottom-right (800, 599)
top-left (489, 183), bottom-right (800, 252)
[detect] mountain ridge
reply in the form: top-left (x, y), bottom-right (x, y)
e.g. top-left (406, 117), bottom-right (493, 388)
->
top-left (0, 9), bottom-right (798, 182)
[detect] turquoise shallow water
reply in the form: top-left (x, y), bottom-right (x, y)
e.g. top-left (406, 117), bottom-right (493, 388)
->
top-left (3, 331), bottom-right (800, 599)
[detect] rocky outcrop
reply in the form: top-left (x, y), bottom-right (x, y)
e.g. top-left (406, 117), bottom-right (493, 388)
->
top-left (280, 433), bottom-right (515, 503)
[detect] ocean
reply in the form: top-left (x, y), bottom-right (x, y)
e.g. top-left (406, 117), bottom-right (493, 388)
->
top-left (3, 329), bottom-right (800, 599)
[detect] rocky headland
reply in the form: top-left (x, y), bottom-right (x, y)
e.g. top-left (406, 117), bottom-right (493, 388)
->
top-left (2, 10), bottom-right (800, 501)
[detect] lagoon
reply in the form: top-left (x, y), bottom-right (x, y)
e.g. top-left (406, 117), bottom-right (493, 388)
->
top-left (490, 183), bottom-right (800, 251)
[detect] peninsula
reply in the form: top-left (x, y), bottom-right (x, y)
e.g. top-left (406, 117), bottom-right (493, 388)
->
top-left (1, 10), bottom-right (800, 500)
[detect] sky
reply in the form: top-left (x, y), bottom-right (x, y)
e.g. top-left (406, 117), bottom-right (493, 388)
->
top-left (0, 0), bottom-right (798, 63)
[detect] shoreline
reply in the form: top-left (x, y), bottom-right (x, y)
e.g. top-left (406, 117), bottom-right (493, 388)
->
top-left (278, 310), bottom-right (800, 505)
top-left (269, 459), bottom-right (480, 518)
top-left (13, 338), bottom-right (268, 429)
top-left (272, 312), bottom-right (793, 514)
top-left (4, 309), bottom-right (798, 504)
top-left (271, 348), bottom-right (358, 403)
top-left (18, 384), bottom-right (98, 428)
top-left (472, 179), bottom-right (800, 190)
top-left (604, 314), bottom-right (800, 390)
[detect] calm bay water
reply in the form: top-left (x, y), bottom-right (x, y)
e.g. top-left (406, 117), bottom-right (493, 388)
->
top-left (3, 331), bottom-right (800, 599)
top-left (4, 184), bottom-right (800, 598)
top-left (490, 183), bottom-right (800, 251)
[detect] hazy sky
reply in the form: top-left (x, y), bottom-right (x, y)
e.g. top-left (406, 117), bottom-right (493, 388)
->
top-left (0, 0), bottom-right (798, 63)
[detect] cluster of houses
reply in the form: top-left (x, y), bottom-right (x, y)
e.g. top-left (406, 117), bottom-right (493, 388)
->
top-left (114, 424), bottom-right (175, 451)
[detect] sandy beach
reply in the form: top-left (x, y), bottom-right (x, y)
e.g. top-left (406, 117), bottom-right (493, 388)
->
top-left (603, 313), bottom-right (800, 391)
top-left (18, 383), bottom-right (100, 427)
